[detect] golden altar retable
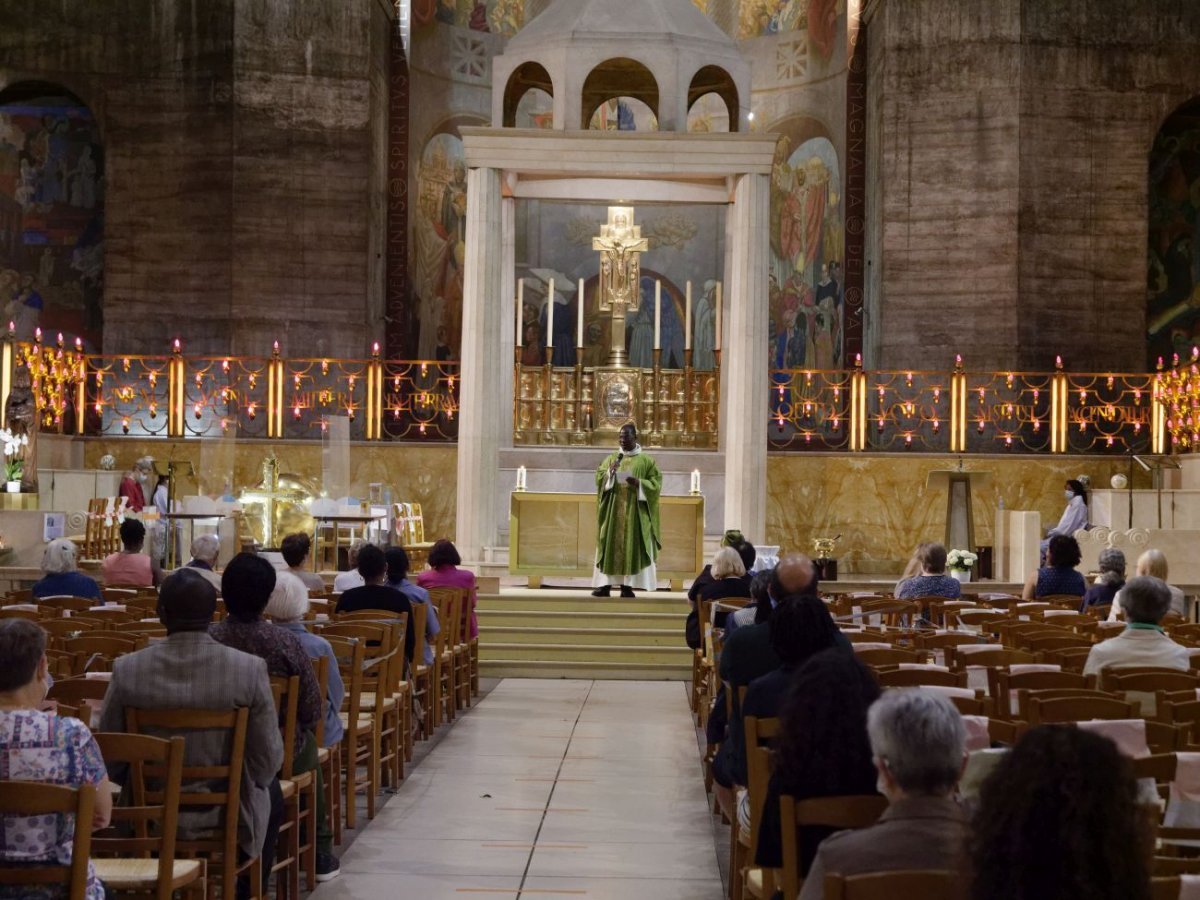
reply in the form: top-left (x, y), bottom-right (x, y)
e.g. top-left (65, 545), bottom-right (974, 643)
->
top-left (509, 491), bottom-right (705, 590)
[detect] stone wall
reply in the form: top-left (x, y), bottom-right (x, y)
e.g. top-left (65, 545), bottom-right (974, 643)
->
top-left (0, 0), bottom-right (392, 358)
top-left (865, 0), bottom-right (1200, 373)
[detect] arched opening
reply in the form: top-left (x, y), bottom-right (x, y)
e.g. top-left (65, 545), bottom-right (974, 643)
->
top-left (687, 65), bottom-right (739, 133)
top-left (1148, 96), bottom-right (1200, 368)
top-left (514, 89), bottom-right (554, 130)
top-left (687, 93), bottom-right (731, 133)
top-left (0, 80), bottom-right (104, 349)
top-left (503, 61), bottom-right (554, 128)
top-left (588, 98), bottom-right (657, 132)
top-left (581, 58), bottom-right (659, 130)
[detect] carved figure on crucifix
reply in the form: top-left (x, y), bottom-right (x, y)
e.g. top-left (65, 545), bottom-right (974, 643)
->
top-left (592, 206), bottom-right (649, 367)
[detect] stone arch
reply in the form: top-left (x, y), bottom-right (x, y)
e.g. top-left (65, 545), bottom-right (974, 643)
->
top-left (502, 61), bottom-right (555, 128)
top-left (1147, 95), bottom-right (1200, 368)
top-left (580, 58), bottom-right (659, 130)
top-left (0, 79), bottom-right (105, 348)
top-left (687, 65), bottom-right (739, 132)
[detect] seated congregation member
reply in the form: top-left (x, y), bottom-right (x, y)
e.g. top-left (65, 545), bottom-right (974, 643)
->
top-left (755, 649), bottom-right (881, 873)
top-left (175, 533), bottom-right (223, 591)
top-left (799, 689), bottom-right (968, 899)
top-left (1083, 575), bottom-right (1191, 677)
top-left (100, 518), bottom-right (161, 587)
top-left (386, 546), bottom-right (438, 665)
top-left (701, 547), bottom-right (752, 628)
top-left (1109, 548), bottom-right (1186, 620)
top-left (688, 529), bottom-right (749, 604)
top-left (417, 538), bottom-right (479, 640)
top-left (31, 537), bottom-right (101, 600)
top-left (335, 543), bottom-right (416, 664)
top-left (98, 569), bottom-right (285, 894)
top-left (713, 595), bottom-right (844, 824)
top-left (332, 539), bottom-right (367, 593)
top-left (1080, 547), bottom-right (1125, 612)
top-left (1021, 534), bottom-right (1085, 601)
top-left (725, 569), bottom-right (773, 638)
top-left (280, 532), bottom-right (325, 593)
top-left (894, 542), bottom-right (961, 601)
top-left (894, 542), bottom-right (934, 596)
top-left (210, 553), bottom-right (338, 881)
top-left (969, 725), bottom-right (1151, 900)
top-left (0, 619), bottom-right (113, 900)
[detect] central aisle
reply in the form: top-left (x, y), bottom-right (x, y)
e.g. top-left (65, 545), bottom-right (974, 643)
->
top-left (313, 679), bottom-right (724, 899)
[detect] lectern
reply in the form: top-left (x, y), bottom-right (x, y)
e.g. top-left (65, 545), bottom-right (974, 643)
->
top-left (926, 467), bottom-right (992, 554)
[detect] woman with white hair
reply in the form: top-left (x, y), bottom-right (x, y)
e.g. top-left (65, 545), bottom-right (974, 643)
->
top-left (1080, 547), bottom-right (1125, 612)
top-left (31, 538), bottom-right (101, 600)
top-left (265, 571), bottom-right (345, 751)
top-left (1108, 549), bottom-right (1187, 621)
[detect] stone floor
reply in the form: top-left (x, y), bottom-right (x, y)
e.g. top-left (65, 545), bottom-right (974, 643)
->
top-left (311, 678), bottom-right (725, 899)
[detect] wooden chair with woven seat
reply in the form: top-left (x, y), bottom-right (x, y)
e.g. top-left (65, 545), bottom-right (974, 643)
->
top-left (309, 653), bottom-right (343, 847)
top-left (39, 618), bottom-right (98, 643)
top-left (1101, 668), bottom-right (1200, 718)
top-left (428, 589), bottom-right (458, 727)
top-left (1019, 634), bottom-right (1094, 654)
top-left (948, 647), bottom-right (1036, 671)
top-left (824, 870), bottom-right (961, 899)
top-left (1027, 694), bottom-right (1138, 724)
top-left (853, 647), bottom-right (928, 668)
top-left (856, 598), bottom-right (919, 629)
top-left (37, 596), bottom-right (98, 615)
top-left (914, 631), bottom-right (980, 653)
top-left (1163, 700), bottom-right (1200, 745)
top-left (779, 795), bottom-right (889, 900)
top-left (268, 674), bottom-right (316, 898)
top-left (0, 781), bottom-right (96, 900)
top-left (0, 606), bottom-right (39, 620)
top-left (1010, 687), bottom-right (1118, 722)
top-left (91, 732), bottom-right (206, 899)
top-left (875, 668), bottom-right (967, 689)
top-left (738, 715), bottom-right (780, 900)
top-left (991, 669), bottom-right (1094, 718)
top-left (448, 590), bottom-right (472, 713)
top-left (125, 706), bottom-right (264, 900)
top-left (64, 634), bottom-right (140, 675)
top-left (326, 634), bottom-right (379, 829)
top-left (47, 676), bottom-right (111, 711)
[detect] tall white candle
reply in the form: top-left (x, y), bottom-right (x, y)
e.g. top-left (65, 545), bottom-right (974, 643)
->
top-left (690, 469), bottom-right (701, 494)
top-left (516, 278), bottom-right (524, 346)
top-left (685, 281), bottom-right (692, 351)
top-left (715, 281), bottom-right (722, 351)
top-left (654, 280), bottom-right (661, 350)
top-left (577, 278), bottom-right (585, 348)
top-left (546, 278), bottom-right (555, 349)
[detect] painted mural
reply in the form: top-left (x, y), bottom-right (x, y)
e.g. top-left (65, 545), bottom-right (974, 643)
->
top-left (412, 130), bottom-right (470, 361)
top-left (1148, 99), bottom-right (1200, 368)
top-left (413, 0), bottom-right (524, 36)
top-left (738, 0), bottom-right (842, 44)
top-left (769, 130), bottom-right (843, 371)
top-left (0, 92), bottom-right (103, 348)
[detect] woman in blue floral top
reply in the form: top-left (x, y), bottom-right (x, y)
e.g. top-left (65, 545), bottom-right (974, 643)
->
top-left (0, 619), bottom-right (112, 900)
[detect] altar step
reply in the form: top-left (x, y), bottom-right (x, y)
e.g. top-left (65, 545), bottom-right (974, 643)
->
top-left (476, 589), bottom-right (691, 680)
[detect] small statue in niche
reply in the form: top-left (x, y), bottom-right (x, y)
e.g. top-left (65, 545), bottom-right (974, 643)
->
top-left (4, 364), bottom-right (37, 492)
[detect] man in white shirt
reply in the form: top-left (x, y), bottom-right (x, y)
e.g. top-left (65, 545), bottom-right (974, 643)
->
top-left (1084, 575), bottom-right (1192, 677)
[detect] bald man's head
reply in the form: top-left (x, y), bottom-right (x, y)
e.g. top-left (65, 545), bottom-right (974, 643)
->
top-left (771, 553), bottom-right (818, 599)
top-left (158, 568), bottom-right (217, 633)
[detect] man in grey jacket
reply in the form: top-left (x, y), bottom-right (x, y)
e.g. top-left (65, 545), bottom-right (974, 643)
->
top-left (99, 568), bottom-right (284, 896)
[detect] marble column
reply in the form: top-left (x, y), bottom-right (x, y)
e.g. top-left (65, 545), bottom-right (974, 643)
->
top-left (721, 173), bottom-right (770, 544)
top-left (456, 167), bottom-right (506, 562)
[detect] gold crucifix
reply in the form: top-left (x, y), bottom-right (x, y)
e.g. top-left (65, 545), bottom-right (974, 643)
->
top-left (592, 206), bottom-right (648, 367)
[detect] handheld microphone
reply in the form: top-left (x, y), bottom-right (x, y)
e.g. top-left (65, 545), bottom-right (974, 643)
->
top-left (616, 452), bottom-right (624, 461)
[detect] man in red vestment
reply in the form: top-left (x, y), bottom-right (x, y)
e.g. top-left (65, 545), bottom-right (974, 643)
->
top-left (118, 456), bottom-right (153, 511)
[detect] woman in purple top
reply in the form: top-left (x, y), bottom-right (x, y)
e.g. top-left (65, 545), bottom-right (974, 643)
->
top-left (416, 539), bottom-right (478, 639)
top-left (1023, 534), bottom-right (1087, 600)
top-left (0, 619), bottom-right (113, 900)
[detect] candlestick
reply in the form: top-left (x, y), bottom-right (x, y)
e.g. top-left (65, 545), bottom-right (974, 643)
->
top-left (516, 466), bottom-right (527, 491)
top-left (546, 278), bottom-right (555, 349)
top-left (685, 281), bottom-right (692, 351)
top-left (690, 469), bottom-right (701, 495)
top-left (577, 277), bottom-right (584, 348)
top-left (654, 280), bottom-right (661, 350)
top-left (715, 281), bottom-right (722, 351)
top-left (516, 278), bottom-right (524, 346)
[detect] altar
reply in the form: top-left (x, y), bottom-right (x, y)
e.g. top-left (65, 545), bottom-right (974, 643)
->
top-left (509, 491), bottom-right (704, 590)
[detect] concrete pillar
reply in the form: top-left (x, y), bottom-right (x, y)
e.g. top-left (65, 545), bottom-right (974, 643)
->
top-left (721, 173), bottom-right (770, 543)
top-left (456, 167), bottom-right (506, 562)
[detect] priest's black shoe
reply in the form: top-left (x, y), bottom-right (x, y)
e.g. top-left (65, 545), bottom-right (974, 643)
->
top-left (591, 585), bottom-right (611, 597)
top-left (620, 586), bottom-right (636, 598)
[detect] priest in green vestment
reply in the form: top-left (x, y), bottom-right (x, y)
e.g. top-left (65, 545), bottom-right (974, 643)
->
top-left (591, 423), bottom-right (662, 598)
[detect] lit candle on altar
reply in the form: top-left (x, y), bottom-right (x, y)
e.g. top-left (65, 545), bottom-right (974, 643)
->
top-left (690, 469), bottom-right (701, 494)
top-left (685, 281), bottom-right (692, 351)
top-left (577, 278), bottom-right (584, 348)
top-left (516, 466), bottom-right (527, 491)
top-left (715, 281), bottom-right (722, 351)
top-left (654, 280), bottom-right (661, 350)
top-left (516, 279), bottom-right (524, 346)
top-left (546, 278), bottom-right (555, 348)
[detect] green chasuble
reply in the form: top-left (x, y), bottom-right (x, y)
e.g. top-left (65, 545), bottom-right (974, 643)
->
top-left (595, 448), bottom-right (662, 577)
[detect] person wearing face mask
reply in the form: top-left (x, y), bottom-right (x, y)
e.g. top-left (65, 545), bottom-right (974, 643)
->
top-left (591, 423), bottom-right (662, 598)
top-left (1039, 478), bottom-right (1089, 561)
top-left (0, 618), bottom-right (114, 900)
top-left (118, 455), bottom-right (154, 512)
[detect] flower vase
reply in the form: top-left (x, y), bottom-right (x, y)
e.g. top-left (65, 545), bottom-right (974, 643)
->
top-left (950, 568), bottom-right (971, 584)
top-left (5, 480), bottom-right (20, 493)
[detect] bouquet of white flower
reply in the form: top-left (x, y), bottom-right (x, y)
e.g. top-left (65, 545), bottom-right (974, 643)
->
top-left (0, 427), bottom-right (28, 483)
top-left (947, 548), bottom-right (978, 571)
